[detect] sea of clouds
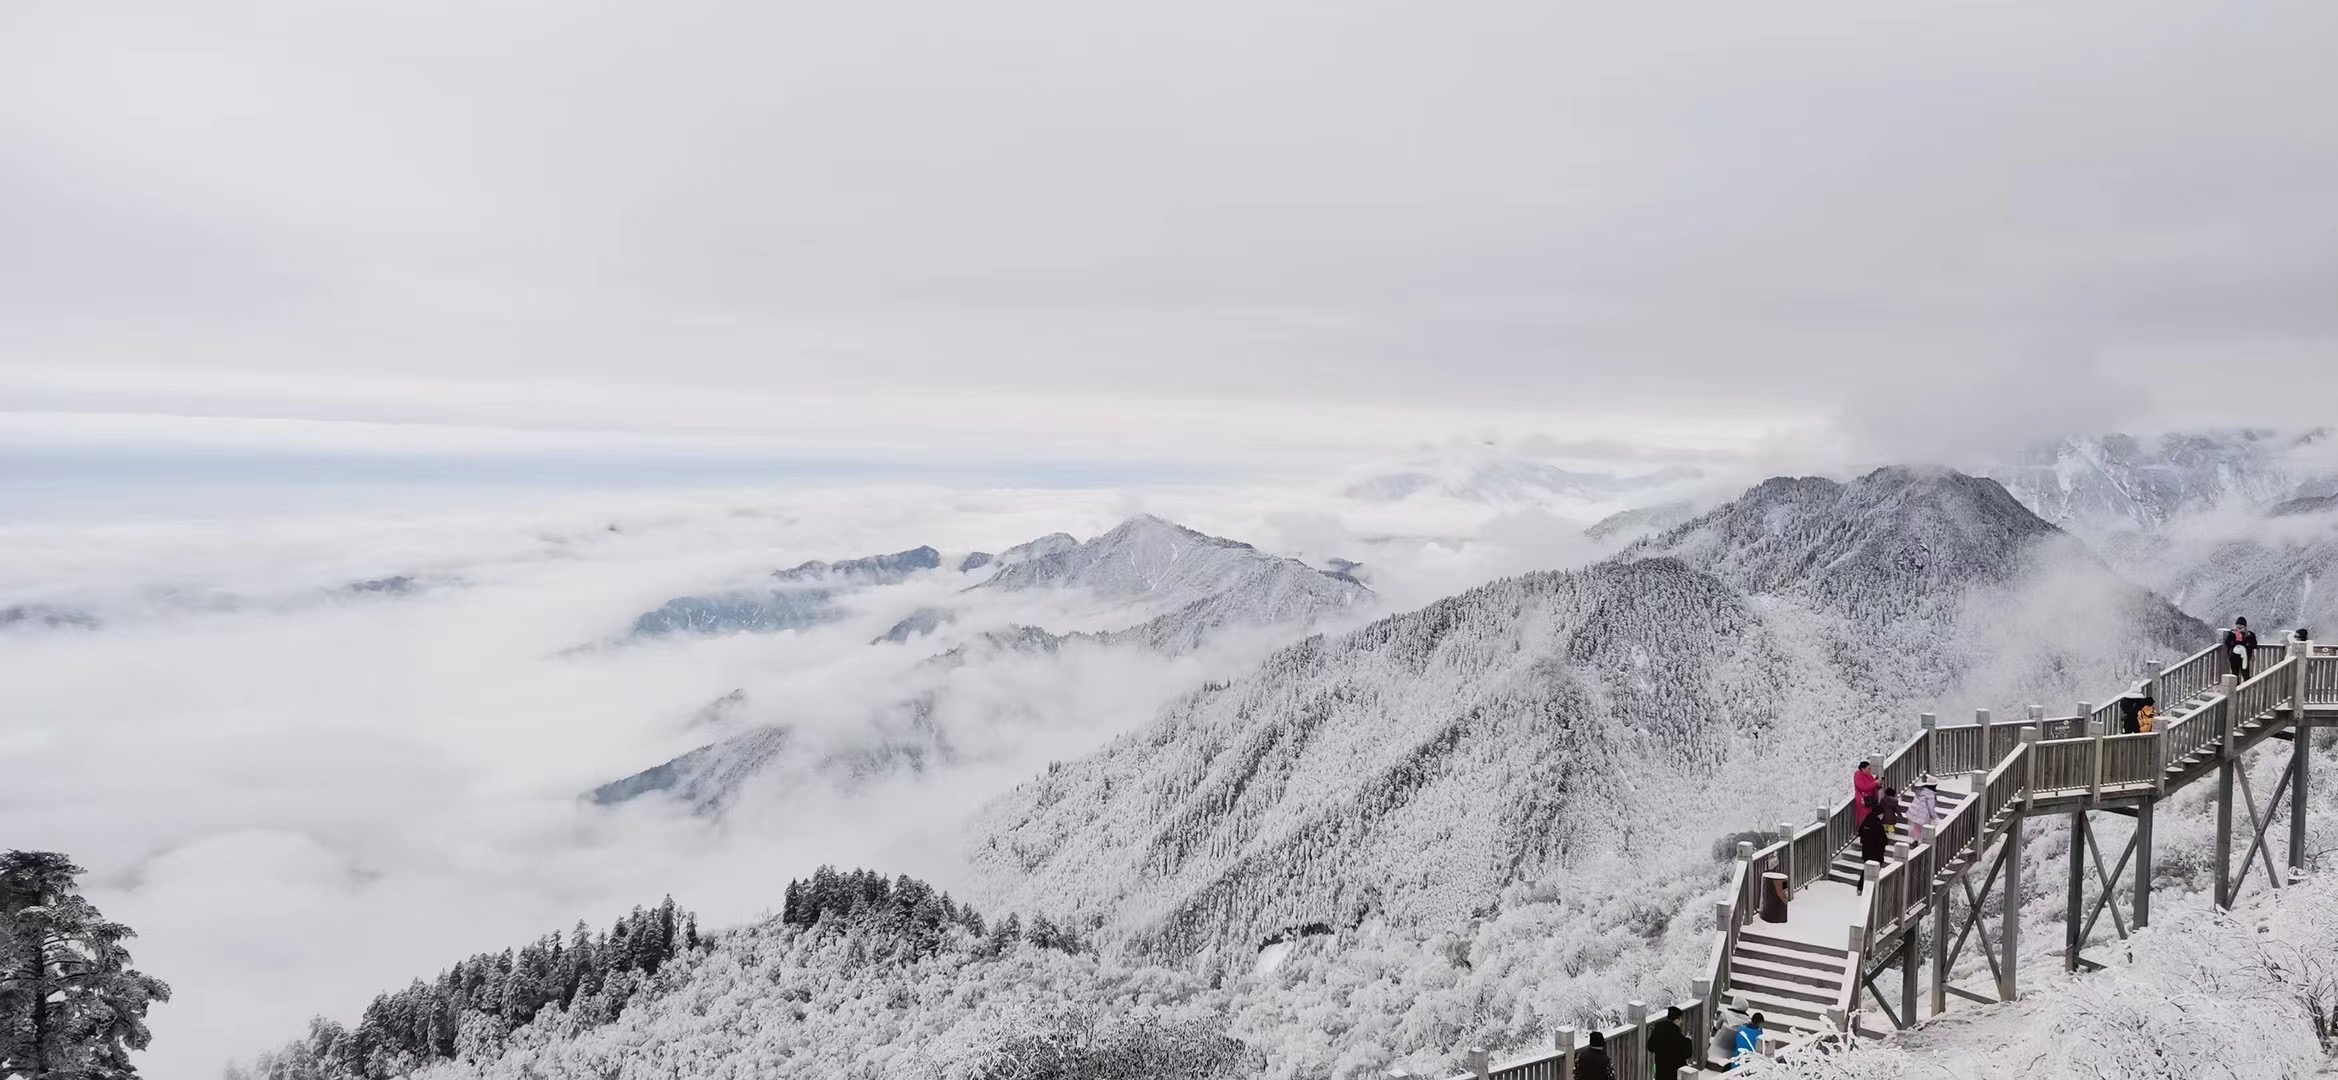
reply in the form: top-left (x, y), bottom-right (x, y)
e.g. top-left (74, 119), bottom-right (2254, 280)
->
top-left (0, 446), bottom-right (1707, 1076)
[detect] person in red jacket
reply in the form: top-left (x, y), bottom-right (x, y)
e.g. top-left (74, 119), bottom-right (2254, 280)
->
top-left (1852, 761), bottom-right (1880, 826)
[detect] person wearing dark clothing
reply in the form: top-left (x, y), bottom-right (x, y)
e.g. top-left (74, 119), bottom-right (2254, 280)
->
top-left (1857, 793), bottom-right (1890, 893)
top-left (2225, 617), bottom-right (2259, 679)
top-left (1648, 1006), bottom-right (1694, 1077)
top-left (1575, 1028), bottom-right (1615, 1080)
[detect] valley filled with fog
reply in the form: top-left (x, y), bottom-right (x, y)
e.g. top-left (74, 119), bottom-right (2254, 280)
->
top-left (8, 430), bottom-right (2337, 1077)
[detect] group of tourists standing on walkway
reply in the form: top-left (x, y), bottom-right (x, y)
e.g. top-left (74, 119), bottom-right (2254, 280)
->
top-left (1849, 761), bottom-right (1942, 893)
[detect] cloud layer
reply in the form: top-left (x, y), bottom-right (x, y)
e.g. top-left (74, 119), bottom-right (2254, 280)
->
top-left (5, 0), bottom-right (2334, 452)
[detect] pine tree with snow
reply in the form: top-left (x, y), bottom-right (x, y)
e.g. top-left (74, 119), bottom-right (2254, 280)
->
top-left (0, 850), bottom-right (172, 1079)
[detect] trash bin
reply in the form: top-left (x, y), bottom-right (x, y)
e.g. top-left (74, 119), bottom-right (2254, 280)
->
top-left (1760, 872), bottom-right (1789, 923)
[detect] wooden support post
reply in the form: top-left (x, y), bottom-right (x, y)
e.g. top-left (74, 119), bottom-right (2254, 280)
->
top-left (2065, 805), bottom-right (2085, 972)
top-left (2216, 674), bottom-right (2238, 909)
top-left (1930, 879), bottom-right (1950, 1017)
top-left (1920, 711), bottom-right (1937, 775)
top-left (1901, 924), bottom-right (1918, 1026)
top-left (2146, 659), bottom-right (2164, 706)
top-left (1780, 822), bottom-right (1797, 884)
top-left (2134, 798), bottom-right (2154, 929)
top-left (1977, 708), bottom-right (1993, 760)
top-left (1677, 1069), bottom-right (1700, 1080)
top-left (2002, 791), bottom-right (2026, 1000)
top-left (1555, 1027), bottom-right (1575, 1080)
top-left (1467, 1048), bottom-right (1490, 1080)
top-left (2291, 639), bottom-right (2311, 882)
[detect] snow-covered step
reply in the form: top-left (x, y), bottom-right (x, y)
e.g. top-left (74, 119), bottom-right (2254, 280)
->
top-left (1727, 989), bottom-right (1832, 1031)
top-left (1732, 943), bottom-right (1842, 975)
top-left (1736, 930), bottom-right (1848, 961)
top-left (1729, 956), bottom-right (1844, 991)
top-left (1726, 969), bottom-right (1841, 1006)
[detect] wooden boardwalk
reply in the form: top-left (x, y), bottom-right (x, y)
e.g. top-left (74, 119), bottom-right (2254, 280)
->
top-left (1439, 637), bottom-right (2338, 1080)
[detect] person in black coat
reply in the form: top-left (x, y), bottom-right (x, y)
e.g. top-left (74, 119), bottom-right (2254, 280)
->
top-left (1856, 791), bottom-right (1891, 893)
top-left (2226, 617), bottom-right (2259, 679)
top-left (1648, 1005), bottom-right (1695, 1077)
top-left (1575, 1028), bottom-right (1615, 1080)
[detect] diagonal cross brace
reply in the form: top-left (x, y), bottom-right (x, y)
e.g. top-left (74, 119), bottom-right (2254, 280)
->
top-left (1864, 973), bottom-right (1906, 1030)
top-left (1946, 836), bottom-right (2010, 990)
top-left (2076, 815), bottom-right (2137, 946)
top-left (2230, 765), bottom-right (2294, 901)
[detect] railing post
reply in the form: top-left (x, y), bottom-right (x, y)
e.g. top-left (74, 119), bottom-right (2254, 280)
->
top-left (1977, 708), bottom-right (1993, 760)
top-left (1555, 1026), bottom-right (1575, 1080)
top-left (2019, 727), bottom-right (2038, 809)
top-left (1861, 861), bottom-right (1881, 929)
top-left (2146, 659), bottom-right (2164, 707)
top-left (1780, 822), bottom-right (1797, 884)
top-left (1467, 1047), bottom-right (1490, 1080)
top-left (2089, 715), bottom-right (2105, 798)
top-left (1844, 924), bottom-right (1866, 1033)
top-left (1627, 1000), bottom-right (1648, 1074)
top-left (1920, 711), bottom-right (1937, 775)
top-left (2220, 674), bottom-right (2239, 755)
top-left (1692, 977), bottom-right (1713, 1046)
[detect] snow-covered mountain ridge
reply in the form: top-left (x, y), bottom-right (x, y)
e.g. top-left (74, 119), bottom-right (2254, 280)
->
top-left (967, 467), bottom-right (2204, 977)
top-left (592, 515), bottom-right (1375, 814)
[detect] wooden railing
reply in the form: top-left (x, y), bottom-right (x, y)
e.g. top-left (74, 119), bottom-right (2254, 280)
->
top-left (1931, 723), bottom-right (1986, 775)
top-left (1473, 994), bottom-right (1715, 1079)
top-left (2031, 738), bottom-right (2092, 796)
top-left (2155, 641), bottom-right (2224, 708)
top-left (2101, 733), bottom-right (2158, 789)
top-left (2308, 654), bottom-right (2338, 706)
top-left (2159, 690), bottom-right (2225, 770)
top-left (2234, 657), bottom-right (2295, 722)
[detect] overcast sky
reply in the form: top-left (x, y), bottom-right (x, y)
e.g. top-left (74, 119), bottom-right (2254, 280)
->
top-left (3, 0), bottom-right (2334, 479)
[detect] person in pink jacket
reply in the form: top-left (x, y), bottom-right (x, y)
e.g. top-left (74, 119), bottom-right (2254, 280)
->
top-left (1853, 761), bottom-right (1880, 826)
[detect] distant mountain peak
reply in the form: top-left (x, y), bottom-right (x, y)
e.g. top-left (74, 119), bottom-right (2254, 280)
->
top-left (772, 546), bottom-right (941, 585)
top-left (1987, 428), bottom-right (2326, 535)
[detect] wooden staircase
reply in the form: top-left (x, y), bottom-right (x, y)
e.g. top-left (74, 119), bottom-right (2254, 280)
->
top-left (1823, 788), bottom-right (1975, 887)
top-left (1724, 930), bottom-right (1852, 1041)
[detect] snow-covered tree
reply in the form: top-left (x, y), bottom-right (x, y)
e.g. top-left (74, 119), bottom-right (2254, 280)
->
top-left (0, 850), bottom-right (172, 1079)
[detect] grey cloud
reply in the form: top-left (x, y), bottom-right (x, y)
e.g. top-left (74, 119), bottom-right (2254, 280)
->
top-left (1, 0), bottom-right (2331, 436)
